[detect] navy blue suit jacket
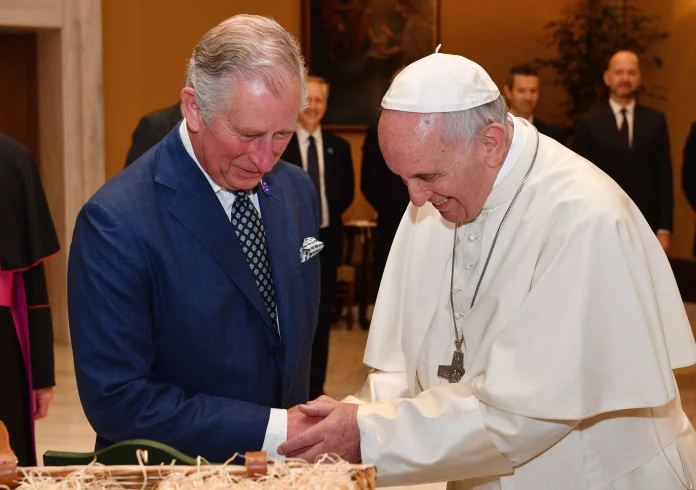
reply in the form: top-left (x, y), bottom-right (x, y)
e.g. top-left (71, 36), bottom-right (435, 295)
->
top-left (68, 126), bottom-right (321, 462)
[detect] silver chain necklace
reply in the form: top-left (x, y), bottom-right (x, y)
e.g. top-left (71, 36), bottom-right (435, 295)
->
top-left (437, 131), bottom-right (540, 383)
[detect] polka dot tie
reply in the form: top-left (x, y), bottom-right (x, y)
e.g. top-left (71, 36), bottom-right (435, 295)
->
top-left (231, 190), bottom-right (278, 335)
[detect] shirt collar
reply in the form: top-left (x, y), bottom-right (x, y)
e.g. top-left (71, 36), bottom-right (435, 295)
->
top-left (492, 114), bottom-right (527, 188)
top-left (296, 124), bottom-right (322, 143)
top-left (608, 98), bottom-right (636, 116)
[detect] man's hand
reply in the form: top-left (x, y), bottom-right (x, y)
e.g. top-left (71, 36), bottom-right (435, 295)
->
top-left (287, 395), bottom-right (339, 441)
top-left (33, 388), bottom-right (54, 420)
top-left (657, 231), bottom-right (670, 253)
top-left (278, 402), bottom-right (361, 464)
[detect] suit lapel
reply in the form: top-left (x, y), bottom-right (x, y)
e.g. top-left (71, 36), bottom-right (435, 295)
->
top-left (599, 103), bottom-right (629, 156)
top-left (282, 134), bottom-right (303, 169)
top-left (321, 129), bottom-right (334, 189)
top-left (157, 136), bottom-right (275, 334)
top-left (632, 104), bottom-right (647, 152)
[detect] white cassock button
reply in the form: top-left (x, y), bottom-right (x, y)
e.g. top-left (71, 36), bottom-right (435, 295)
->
top-left (454, 312), bottom-right (464, 320)
top-left (468, 234), bottom-right (477, 242)
top-left (454, 286), bottom-right (463, 293)
top-left (464, 262), bottom-right (473, 270)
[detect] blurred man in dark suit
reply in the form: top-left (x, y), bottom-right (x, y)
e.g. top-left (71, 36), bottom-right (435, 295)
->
top-left (361, 67), bottom-right (409, 300)
top-left (574, 50), bottom-right (673, 253)
top-left (360, 123), bottom-right (410, 297)
top-left (503, 64), bottom-right (564, 143)
top-left (124, 102), bottom-right (182, 167)
top-left (281, 75), bottom-right (355, 399)
top-left (683, 122), bottom-right (696, 256)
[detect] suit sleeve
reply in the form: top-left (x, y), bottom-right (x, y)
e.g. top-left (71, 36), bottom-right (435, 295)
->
top-left (125, 117), bottom-right (154, 168)
top-left (683, 123), bottom-right (696, 211)
top-left (25, 262), bottom-right (55, 390)
top-left (356, 381), bottom-right (581, 486)
top-left (68, 200), bottom-right (272, 462)
top-left (573, 117), bottom-right (593, 162)
top-left (360, 127), bottom-right (385, 213)
top-left (656, 114), bottom-right (674, 231)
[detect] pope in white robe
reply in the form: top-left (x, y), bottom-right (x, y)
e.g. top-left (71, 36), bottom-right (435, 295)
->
top-left (278, 50), bottom-right (696, 490)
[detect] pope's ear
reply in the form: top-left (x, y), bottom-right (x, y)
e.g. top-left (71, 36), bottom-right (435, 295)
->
top-left (481, 123), bottom-right (507, 169)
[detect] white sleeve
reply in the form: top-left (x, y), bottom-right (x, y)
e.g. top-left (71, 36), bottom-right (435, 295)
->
top-left (343, 369), bottom-right (410, 404)
top-left (260, 408), bottom-right (287, 459)
top-left (356, 383), bottom-right (512, 487)
top-left (480, 403), bottom-right (578, 466)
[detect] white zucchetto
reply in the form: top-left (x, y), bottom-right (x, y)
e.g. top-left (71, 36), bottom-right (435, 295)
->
top-left (381, 45), bottom-right (500, 113)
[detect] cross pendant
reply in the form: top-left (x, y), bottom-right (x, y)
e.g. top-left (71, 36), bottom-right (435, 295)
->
top-left (437, 350), bottom-right (465, 383)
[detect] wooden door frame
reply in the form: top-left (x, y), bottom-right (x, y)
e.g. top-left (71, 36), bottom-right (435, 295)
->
top-left (1, 0), bottom-right (105, 343)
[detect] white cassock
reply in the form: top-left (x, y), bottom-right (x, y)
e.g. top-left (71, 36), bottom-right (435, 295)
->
top-left (347, 116), bottom-right (696, 489)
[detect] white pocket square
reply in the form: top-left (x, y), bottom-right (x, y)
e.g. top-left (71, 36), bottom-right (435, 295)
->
top-left (301, 237), bottom-right (324, 263)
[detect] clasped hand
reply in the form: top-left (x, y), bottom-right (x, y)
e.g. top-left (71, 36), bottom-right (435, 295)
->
top-left (281, 395), bottom-right (361, 463)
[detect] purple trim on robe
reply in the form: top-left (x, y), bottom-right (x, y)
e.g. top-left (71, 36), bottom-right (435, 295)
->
top-left (0, 271), bottom-right (35, 463)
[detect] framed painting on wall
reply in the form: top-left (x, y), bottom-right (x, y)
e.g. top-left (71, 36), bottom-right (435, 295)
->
top-left (301, 0), bottom-right (440, 131)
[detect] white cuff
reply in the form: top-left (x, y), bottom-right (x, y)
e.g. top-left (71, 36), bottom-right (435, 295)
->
top-left (261, 408), bottom-right (287, 460)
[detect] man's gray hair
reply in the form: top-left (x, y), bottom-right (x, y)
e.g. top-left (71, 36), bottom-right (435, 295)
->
top-left (440, 95), bottom-right (509, 147)
top-left (186, 15), bottom-right (306, 126)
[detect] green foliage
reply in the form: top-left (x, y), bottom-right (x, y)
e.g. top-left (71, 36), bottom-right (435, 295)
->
top-left (535, 0), bottom-right (669, 129)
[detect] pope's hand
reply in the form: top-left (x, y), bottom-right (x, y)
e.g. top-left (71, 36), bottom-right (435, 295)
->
top-left (278, 402), bottom-right (361, 463)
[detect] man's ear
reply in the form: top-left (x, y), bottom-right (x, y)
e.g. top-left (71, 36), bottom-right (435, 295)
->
top-left (481, 123), bottom-right (508, 169)
top-left (181, 87), bottom-right (202, 133)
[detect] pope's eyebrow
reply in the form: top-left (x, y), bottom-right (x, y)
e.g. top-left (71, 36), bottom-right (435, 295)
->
top-left (411, 172), bottom-right (441, 181)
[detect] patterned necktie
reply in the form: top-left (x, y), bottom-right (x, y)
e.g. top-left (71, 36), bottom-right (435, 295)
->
top-left (306, 135), bottom-right (324, 223)
top-left (230, 190), bottom-right (278, 335)
top-left (620, 108), bottom-right (630, 149)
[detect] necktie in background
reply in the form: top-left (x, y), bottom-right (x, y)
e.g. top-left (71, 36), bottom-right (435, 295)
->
top-left (230, 190), bottom-right (279, 336)
top-left (620, 108), bottom-right (630, 150)
top-left (307, 135), bottom-right (324, 224)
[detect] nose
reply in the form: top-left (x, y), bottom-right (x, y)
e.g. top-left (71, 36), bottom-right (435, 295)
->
top-left (407, 182), bottom-right (433, 207)
top-left (251, 137), bottom-right (275, 173)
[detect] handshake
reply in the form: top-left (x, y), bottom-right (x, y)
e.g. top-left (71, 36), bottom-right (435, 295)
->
top-left (277, 396), bottom-right (361, 464)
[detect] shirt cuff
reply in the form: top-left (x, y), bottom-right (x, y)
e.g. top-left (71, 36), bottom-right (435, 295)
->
top-left (261, 408), bottom-right (287, 460)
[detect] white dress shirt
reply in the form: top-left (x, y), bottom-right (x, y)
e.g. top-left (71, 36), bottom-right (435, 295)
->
top-left (295, 125), bottom-right (330, 228)
top-left (608, 98), bottom-right (635, 147)
top-left (178, 120), bottom-right (287, 459)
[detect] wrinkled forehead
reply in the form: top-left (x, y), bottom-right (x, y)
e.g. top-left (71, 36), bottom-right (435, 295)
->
top-left (379, 110), bottom-right (440, 139)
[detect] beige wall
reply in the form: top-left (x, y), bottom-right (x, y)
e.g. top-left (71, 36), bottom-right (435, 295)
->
top-left (639, 0), bottom-right (696, 258)
top-left (103, 0), bottom-right (696, 258)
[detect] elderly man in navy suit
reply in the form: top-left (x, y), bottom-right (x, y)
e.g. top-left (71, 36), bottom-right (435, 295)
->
top-left (68, 15), bottom-right (322, 462)
top-left (280, 76), bottom-right (355, 400)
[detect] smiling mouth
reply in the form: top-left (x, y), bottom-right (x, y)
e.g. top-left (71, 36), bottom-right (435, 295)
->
top-left (433, 198), bottom-right (448, 206)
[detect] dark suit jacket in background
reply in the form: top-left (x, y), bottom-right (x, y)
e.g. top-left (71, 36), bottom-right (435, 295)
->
top-left (69, 128), bottom-right (321, 462)
top-left (281, 130), bottom-right (355, 268)
top-left (124, 103), bottom-right (182, 167)
top-left (534, 118), bottom-right (564, 144)
top-left (360, 123), bottom-right (410, 289)
top-left (574, 102), bottom-right (673, 232)
top-left (683, 121), bottom-right (696, 256)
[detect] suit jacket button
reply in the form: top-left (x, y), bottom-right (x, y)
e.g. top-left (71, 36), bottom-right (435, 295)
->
top-left (268, 347), bottom-right (279, 357)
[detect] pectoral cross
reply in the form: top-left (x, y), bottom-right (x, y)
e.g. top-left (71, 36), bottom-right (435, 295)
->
top-left (437, 349), bottom-right (465, 384)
